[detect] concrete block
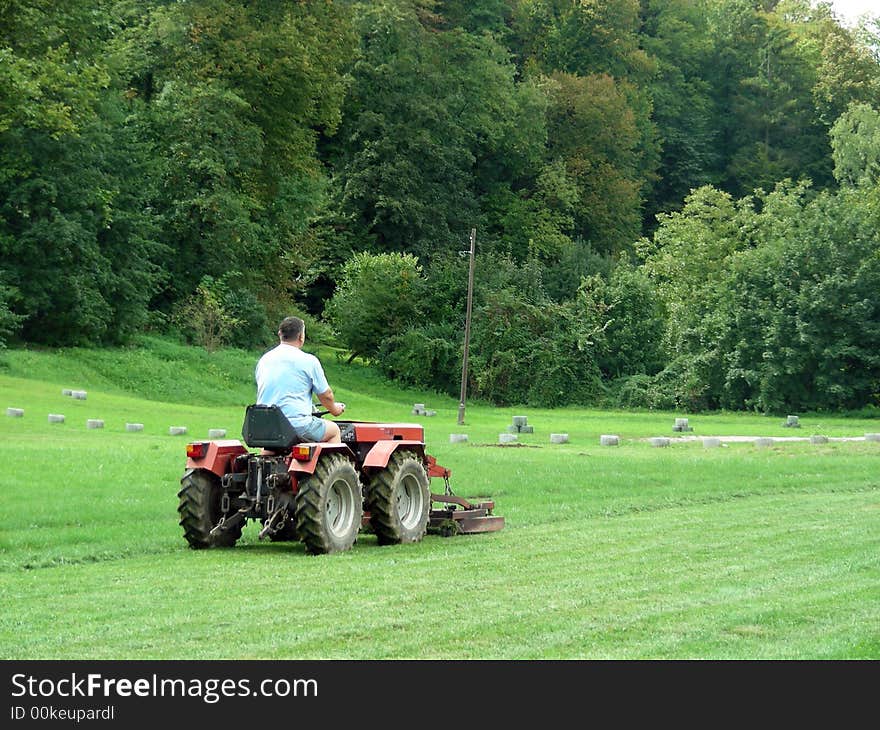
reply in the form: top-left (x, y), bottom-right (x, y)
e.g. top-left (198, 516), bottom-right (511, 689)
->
top-left (425, 410), bottom-right (436, 417)
top-left (783, 415), bottom-right (800, 428)
top-left (754, 437), bottom-right (774, 448)
top-left (62, 389), bottom-right (73, 396)
top-left (499, 433), bottom-right (518, 444)
top-left (48, 414), bottom-right (65, 424)
top-left (71, 390), bottom-right (87, 400)
top-left (810, 435), bottom-right (828, 445)
top-left (449, 434), bottom-right (468, 444)
top-left (6, 408), bottom-right (24, 417)
top-left (600, 434), bottom-right (619, 446)
top-left (86, 419), bottom-right (104, 429)
top-left (549, 433), bottom-right (569, 444)
top-left (702, 437), bottom-right (721, 448)
top-left (208, 429), bottom-right (227, 439)
top-left (512, 415), bottom-right (529, 428)
top-left (412, 404), bottom-right (426, 415)
top-left (866, 433), bottom-right (880, 443)
top-left (673, 417), bottom-right (693, 432)
top-left (169, 426), bottom-right (188, 436)
top-left (126, 423), bottom-right (144, 432)
top-left (650, 437), bottom-right (671, 447)
top-left (519, 425), bottom-right (534, 434)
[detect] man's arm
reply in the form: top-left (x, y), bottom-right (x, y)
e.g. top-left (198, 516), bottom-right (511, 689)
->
top-left (317, 388), bottom-right (345, 417)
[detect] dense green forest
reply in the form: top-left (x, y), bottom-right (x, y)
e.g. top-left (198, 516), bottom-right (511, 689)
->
top-left (2, 0), bottom-right (879, 412)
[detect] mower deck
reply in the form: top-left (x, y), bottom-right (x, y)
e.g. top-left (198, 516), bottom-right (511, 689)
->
top-left (428, 493), bottom-right (505, 536)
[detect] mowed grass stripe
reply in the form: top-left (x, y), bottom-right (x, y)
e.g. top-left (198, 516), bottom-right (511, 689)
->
top-left (1, 490), bottom-right (876, 659)
top-left (3, 434), bottom-right (877, 571)
top-left (2, 346), bottom-right (879, 659)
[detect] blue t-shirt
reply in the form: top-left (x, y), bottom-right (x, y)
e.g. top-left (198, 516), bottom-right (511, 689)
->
top-left (255, 344), bottom-right (330, 430)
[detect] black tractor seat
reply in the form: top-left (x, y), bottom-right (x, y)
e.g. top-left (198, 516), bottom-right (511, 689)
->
top-left (241, 404), bottom-right (303, 451)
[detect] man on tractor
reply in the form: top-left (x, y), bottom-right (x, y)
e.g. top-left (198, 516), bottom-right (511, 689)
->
top-left (255, 316), bottom-right (345, 444)
top-left (180, 314), bottom-right (503, 553)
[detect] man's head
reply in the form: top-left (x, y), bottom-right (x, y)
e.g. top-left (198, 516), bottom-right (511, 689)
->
top-left (278, 316), bottom-right (305, 345)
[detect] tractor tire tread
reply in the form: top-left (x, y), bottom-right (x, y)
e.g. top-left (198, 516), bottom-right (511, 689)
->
top-left (177, 470), bottom-right (240, 549)
top-left (368, 451), bottom-right (430, 546)
top-left (295, 453), bottom-right (362, 555)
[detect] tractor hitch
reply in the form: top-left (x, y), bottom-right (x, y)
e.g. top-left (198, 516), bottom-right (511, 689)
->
top-left (209, 509), bottom-right (248, 537)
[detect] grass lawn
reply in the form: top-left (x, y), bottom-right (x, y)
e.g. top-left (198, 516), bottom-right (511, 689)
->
top-left (0, 340), bottom-right (878, 659)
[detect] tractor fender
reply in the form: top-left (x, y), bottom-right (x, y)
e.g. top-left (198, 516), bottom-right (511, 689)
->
top-left (362, 440), bottom-right (425, 471)
top-left (287, 443), bottom-right (356, 475)
top-left (185, 439), bottom-right (248, 477)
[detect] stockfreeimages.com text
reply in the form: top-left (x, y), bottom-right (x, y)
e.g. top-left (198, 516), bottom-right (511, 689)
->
top-left (11, 673), bottom-right (317, 705)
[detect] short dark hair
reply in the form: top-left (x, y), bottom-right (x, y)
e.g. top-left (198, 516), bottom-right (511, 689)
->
top-left (278, 316), bottom-right (305, 342)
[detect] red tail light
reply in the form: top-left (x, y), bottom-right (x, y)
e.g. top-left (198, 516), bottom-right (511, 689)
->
top-left (186, 442), bottom-right (208, 459)
top-left (292, 445), bottom-right (312, 462)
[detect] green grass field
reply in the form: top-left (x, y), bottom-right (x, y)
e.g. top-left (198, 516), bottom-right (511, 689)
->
top-left (1, 339), bottom-right (878, 659)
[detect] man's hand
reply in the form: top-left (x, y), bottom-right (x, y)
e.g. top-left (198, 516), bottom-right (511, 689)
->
top-left (329, 401), bottom-right (346, 417)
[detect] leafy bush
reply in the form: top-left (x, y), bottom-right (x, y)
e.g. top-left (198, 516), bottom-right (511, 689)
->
top-left (377, 323), bottom-right (461, 396)
top-left (325, 252), bottom-right (424, 362)
top-left (469, 289), bottom-right (603, 406)
top-left (172, 276), bottom-right (242, 352)
top-left (608, 358), bottom-right (714, 412)
top-left (575, 260), bottom-right (666, 379)
top-left (0, 281), bottom-right (23, 349)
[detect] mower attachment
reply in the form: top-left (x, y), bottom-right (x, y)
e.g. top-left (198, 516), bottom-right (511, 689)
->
top-left (425, 454), bottom-right (504, 536)
top-left (428, 493), bottom-right (505, 536)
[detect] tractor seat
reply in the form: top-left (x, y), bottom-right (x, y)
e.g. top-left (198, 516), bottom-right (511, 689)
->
top-left (241, 404), bottom-right (301, 451)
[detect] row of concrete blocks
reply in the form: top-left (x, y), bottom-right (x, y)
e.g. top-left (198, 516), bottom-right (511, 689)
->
top-left (674, 415), bottom-right (804, 432)
top-left (447, 431), bottom-right (880, 447)
top-left (411, 404), bottom-right (437, 417)
top-left (611, 434), bottom-right (880, 447)
top-left (6, 408), bottom-right (225, 437)
top-left (61, 389), bottom-right (88, 400)
top-left (699, 435), bottom-right (880, 447)
top-left (449, 433), bottom-right (570, 445)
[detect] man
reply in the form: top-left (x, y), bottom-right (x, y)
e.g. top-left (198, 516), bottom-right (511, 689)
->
top-left (255, 316), bottom-right (345, 444)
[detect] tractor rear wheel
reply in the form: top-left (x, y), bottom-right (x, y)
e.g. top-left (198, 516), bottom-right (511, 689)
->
top-left (295, 453), bottom-right (363, 554)
top-left (177, 469), bottom-right (241, 548)
top-left (368, 451), bottom-right (430, 545)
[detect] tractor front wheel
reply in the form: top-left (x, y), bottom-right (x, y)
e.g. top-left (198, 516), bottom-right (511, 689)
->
top-left (177, 469), bottom-right (241, 548)
top-left (295, 454), bottom-right (363, 554)
top-left (368, 451), bottom-right (430, 545)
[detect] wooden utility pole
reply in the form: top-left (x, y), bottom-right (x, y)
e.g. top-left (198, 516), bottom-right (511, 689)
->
top-left (457, 228), bottom-right (476, 426)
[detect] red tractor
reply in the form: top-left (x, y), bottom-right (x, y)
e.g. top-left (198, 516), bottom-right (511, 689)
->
top-left (178, 404), bottom-right (503, 554)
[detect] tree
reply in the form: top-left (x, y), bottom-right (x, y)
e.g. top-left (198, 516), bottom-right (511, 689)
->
top-left (510, 0), bottom-right (660, 250)
top-left (830, 102), bottom-right (880, 186)
top-left (118, 0), bottom-right (354, 309)
top-left (0, 0), bottom-right (165, 344)
top-left (706, 0), bottom-right (839, 196)
top-left (328, 1), bottom-right (542, 260)
top-left (638, 185), bottom-right (748, 408)
top-left (0, 280), bottom-right (24, 348)
top-left (720, 182), bottom-right (880, 411)
top-left (544, 72), bottom-right (646, 254)
top-left (809, 5), bottom-right (880, 126)
top-left (325, 252), bottom-right (425, 363)
top-left (577, 260), bottom-right (667, 379)
top-left (639, 0), bottom-right (719, 218)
